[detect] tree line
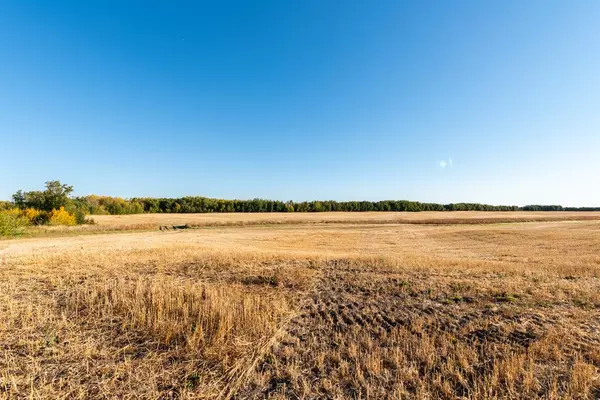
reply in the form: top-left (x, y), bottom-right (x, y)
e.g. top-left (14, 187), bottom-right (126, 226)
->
top-left (4, 181), bottom-right (599, 216)
top-left (125, 198), bottom-right (522, 214)
top-left (1, 181), bottom-right (88, 235)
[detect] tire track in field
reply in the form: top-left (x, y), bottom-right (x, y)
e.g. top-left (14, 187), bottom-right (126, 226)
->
top-left (237, 260), bottom-right (600, 399)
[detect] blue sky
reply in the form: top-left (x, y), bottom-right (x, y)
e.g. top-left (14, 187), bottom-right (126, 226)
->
top-left (1, 1), bottom-right (599, 206)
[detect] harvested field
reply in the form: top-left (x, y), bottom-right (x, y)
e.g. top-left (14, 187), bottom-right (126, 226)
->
top-left (92, 211), bottom-right (600, 227)
top-left (20, 211), bottom-right (600, 238)
top-left (1, 215), bottom-right (599, 398)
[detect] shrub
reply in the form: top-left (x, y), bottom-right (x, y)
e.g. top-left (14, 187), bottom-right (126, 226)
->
top-left (22, 208), bottom-right (42, 223)
top-left (18, 208), bottom-right (51, 225)
top-left (31, 211), bottom-right (51, 225)
top-left (64, 202), bottom-right (91, 225)
top-left (0, 211), bottom-right (28, 236)
top-left (4, 208), bottom-right (22, 218)
top-left (73, 209), bottom-right (87, 225)
top-left (49, 207), bottom-right (77, 226)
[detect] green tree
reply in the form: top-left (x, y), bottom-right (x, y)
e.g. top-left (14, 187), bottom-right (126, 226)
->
top-left (12, 191), bottom-right (26, 208)
top-left (42, 180), bottom-right (74, 211)
top-left (13, 181), bottom-right (74, 212)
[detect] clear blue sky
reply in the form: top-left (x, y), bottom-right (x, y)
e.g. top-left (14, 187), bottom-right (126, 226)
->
top-left (1, 1), bottom-right (599, 206)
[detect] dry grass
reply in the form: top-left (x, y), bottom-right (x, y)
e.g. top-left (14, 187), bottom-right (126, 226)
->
top-left (1, 215), bottom-right (599, 398)
top-left (12, 211), bottom-right (600, 240)
top-left (92, 211), bottom-right (600, 228)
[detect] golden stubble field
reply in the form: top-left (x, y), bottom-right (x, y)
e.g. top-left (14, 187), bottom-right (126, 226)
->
top-left (17, 211), bottom-right (600, 237)
top-left (1, 212), bottom-right (599, 399)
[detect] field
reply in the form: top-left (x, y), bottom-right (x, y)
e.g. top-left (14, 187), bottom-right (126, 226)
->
top-left (1, 212), bottom-right (599, 399)
top-left (17, 211), bottom-right (600, 238)
top-left (91, 210), bottom-right (600, 227)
